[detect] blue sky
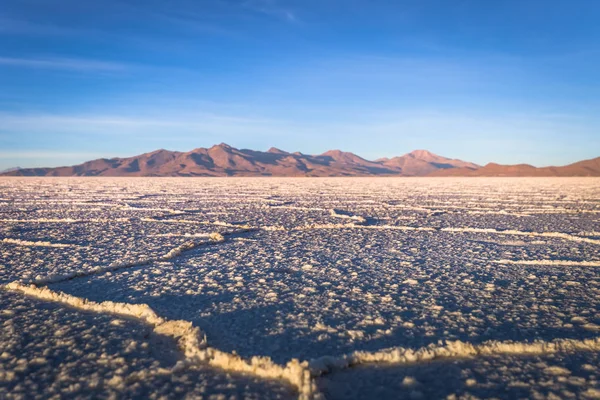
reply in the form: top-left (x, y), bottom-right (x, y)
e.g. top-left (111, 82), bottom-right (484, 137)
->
top-left (1, 0), bottom-right (599, 169)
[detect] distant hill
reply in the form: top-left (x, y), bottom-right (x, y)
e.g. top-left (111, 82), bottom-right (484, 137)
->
top-left (379, 149), bottom-right (480, 176)
top-left (429, 157), bottom-right (600, 177)
top-left (1, 144), bottom-right (598, 177)
top-left (0, 167), bottom-right (21, 174)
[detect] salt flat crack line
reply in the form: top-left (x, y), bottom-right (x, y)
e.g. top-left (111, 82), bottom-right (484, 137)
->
top-left (578, 231), bottom-right (600, 237)
top-left (494, 259), bottom-right (600, 267)
top-left (1, 238), bottom-right (82, 248)
top-left (29, 228), bottom-right (258, 285)
top-left (120, 203), bottom-right (185, 215)
top-left (329, 209), bottom-right (367, 224)
top-left (149, 233), bottom-right (214, 238)
top-left (308, 336), bottom-right (600, 377)
top-left (3, 282), bottom-right (319, 400)
top-left (268, 224), bottom-right (600, 245)
top-left (275, 223), bottom-right (600, 244)
top-left (27, 232), bottom-right (223, 285)
top-left (260, 224), bottom-right (436, 232)
top-left (140, 217), bottom-right (254, 230)
top-left (266, 205), bottom-right (327, 212)
top-left (0, 218), bottom-right (131, 224)
top-left (441, 227), bottom-right (600, 245)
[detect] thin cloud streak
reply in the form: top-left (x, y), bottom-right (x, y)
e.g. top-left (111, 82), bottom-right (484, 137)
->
top-left (242, 0), bottom-right (298, 22)
top-left (0, 112), bottom-right (291, 145)
top-left (0, 112), bottom-right (284, 129)
top-left (0, 17), bottom-right (73, 36)
top-left (0, 56), bottom-right (128, 72)
top-left (0, 109), bottom-right (592, 138)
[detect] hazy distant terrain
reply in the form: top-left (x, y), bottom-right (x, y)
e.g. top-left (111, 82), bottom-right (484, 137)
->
top-left (3, 144), bottom-right (598, 177)
top-left (430, 157), bottom-right (600, 177)
top-left (1, 177), bottom-right (600, 399)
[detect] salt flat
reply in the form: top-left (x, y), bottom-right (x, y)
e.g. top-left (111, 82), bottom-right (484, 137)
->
top-left (1, 177), bottom-right (599, 399)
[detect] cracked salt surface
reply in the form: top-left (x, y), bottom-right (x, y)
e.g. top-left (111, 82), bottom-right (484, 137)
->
top-left (0, 291), bottom-right (296, 400)
top-left (51, 228), bottom-right (600, 362)
top-left (318, 350), bottom-right (600, 399)
top-left (1, 177), bottom-right (600, 399)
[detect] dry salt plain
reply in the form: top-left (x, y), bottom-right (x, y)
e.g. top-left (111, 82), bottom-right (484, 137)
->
top-left (1, 177), bottom-right (600, 400)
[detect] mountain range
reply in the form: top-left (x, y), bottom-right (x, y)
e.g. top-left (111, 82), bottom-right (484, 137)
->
top-left (2, 144), bottom-right (599, 177)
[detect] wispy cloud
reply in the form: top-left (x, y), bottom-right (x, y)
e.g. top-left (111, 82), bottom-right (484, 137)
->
top-left (0, 17), bottom-right (74, 36)
top-left (0, 56), bottom-right (129, 72)
top-left (241, 0), bottom-right (298, 22)
top-left (0, 112), bottom-right (290, 139)
top-left (113, 1), bottom-right (243, 39)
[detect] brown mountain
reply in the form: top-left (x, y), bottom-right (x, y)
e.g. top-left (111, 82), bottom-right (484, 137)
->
top-left (429, 156), bottom-right (600, 177)
top-left (2, 144), bottom-right (401, 177)
top-left (380, 150), bottom-right (480, 176)
top-left (2, 144), bottom-right (597, 177)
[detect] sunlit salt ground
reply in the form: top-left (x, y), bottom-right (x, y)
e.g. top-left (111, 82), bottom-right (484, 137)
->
top-left (1, 177), bottom-right (599, 399)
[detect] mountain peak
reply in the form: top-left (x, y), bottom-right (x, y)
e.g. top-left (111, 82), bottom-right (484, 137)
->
top-left (267, 147), bottom-right (288, 154)
top-left (147, 148), bottom-right (172, 155)
top-left (320, 149), bottom-right (368, 163)
top-left (408, 149), bottom-right (437, 159)
top-left (321, 149), bottom-right (344, 156)
top-left (321, 149), bottom-right (364, 159)
top-left (380, 149), bottom-right (480, 176)
top-left (208, 143), bottom-right (236, 155)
